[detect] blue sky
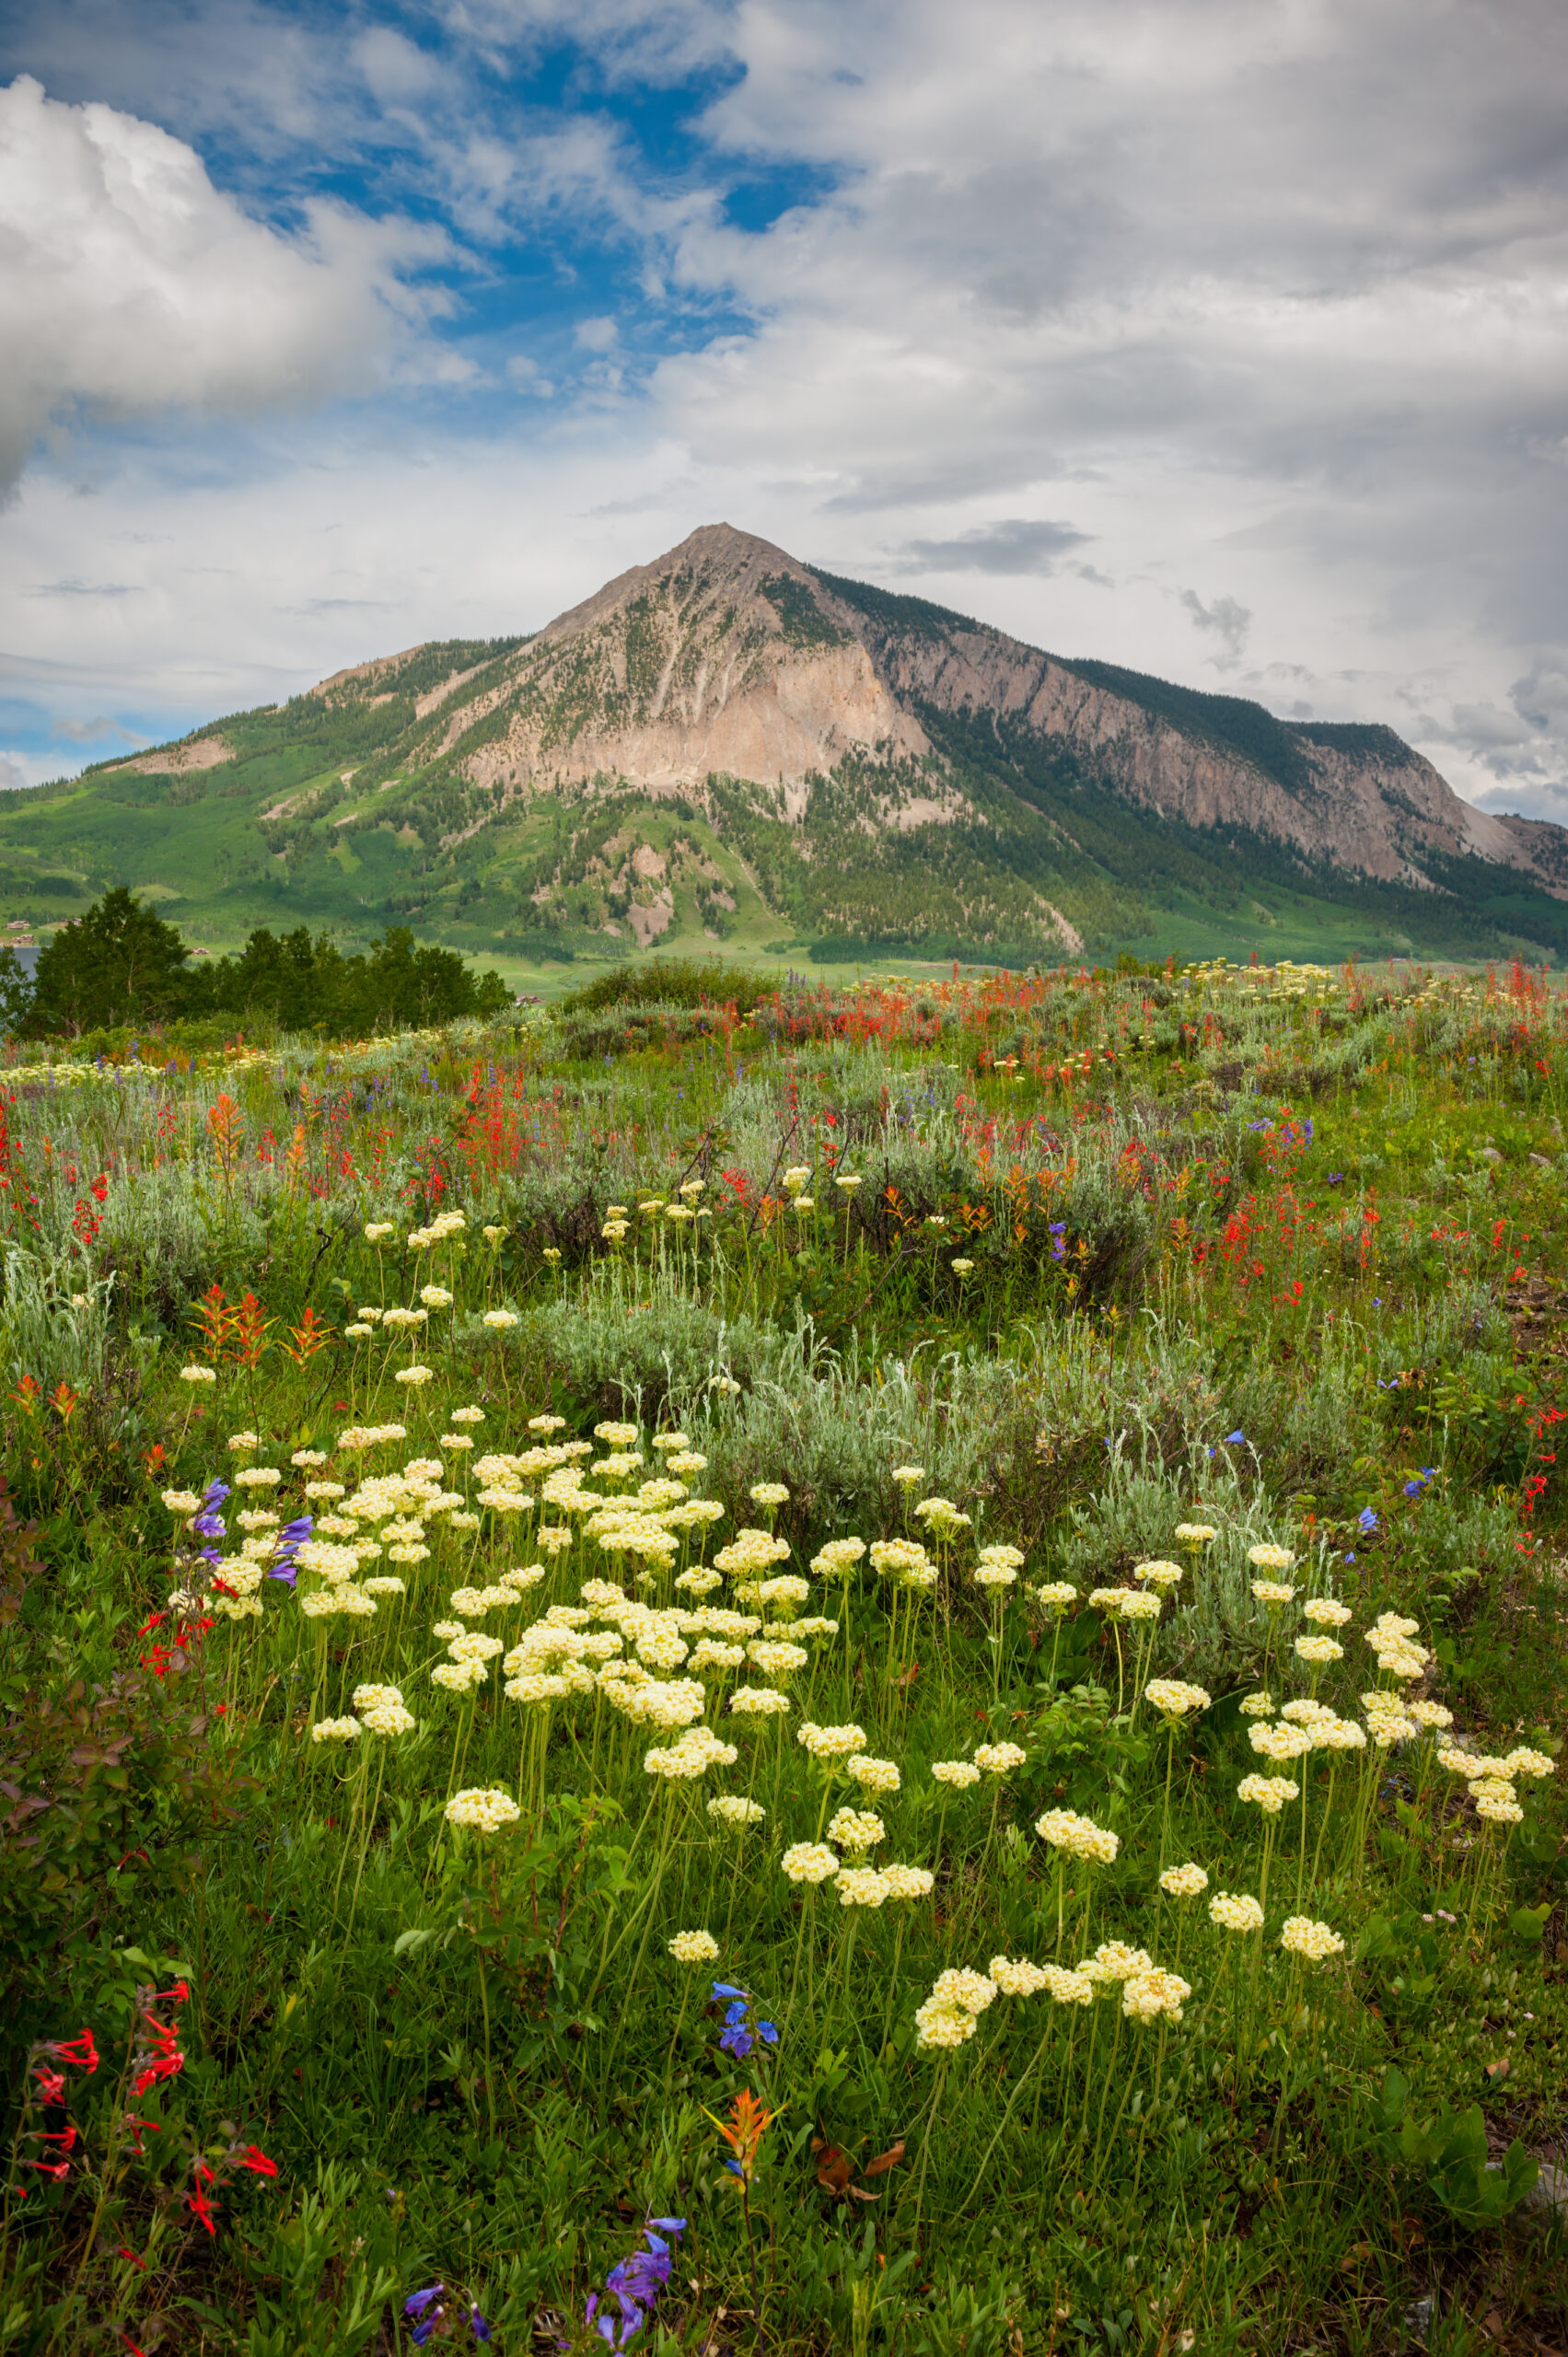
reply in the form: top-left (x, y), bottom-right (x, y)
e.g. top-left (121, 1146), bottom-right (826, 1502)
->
top-left (4, 0), bottom-right (1568, 819)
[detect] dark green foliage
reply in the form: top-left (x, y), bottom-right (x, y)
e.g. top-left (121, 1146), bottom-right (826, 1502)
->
top-left (1058, 656), bottom-right (1320, 797)
top-left (807, 565), bottom-right (990, 643)
top-left (759, 574), bottom-right (851, 650)
top-left (558, 955), bottom-right (772, 1016)
top-left (1291, 720), bottom-right (1419, 765)
top-left (190, 924), bottom-right (511, 1032)
top-left (0, 1488), bottom-right (249, 2041)
top-left (23, 887), bottom-right (194, 1033)
top-left (12, 891), bottom-right (510, 1040)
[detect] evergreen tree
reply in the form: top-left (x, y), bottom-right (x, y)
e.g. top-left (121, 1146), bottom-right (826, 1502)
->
top-left (23, 888), bottom-right (192, 1035)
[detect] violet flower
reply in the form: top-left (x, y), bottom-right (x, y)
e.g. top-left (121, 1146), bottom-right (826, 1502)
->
top-left (584, 2218), bottom-right (686, 2349)
top-left (404, 2285), bottom-right (445, 2346)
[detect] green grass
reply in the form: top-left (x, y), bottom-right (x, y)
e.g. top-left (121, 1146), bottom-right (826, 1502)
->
top-left (1, 960), bottom-right (1565, 2355)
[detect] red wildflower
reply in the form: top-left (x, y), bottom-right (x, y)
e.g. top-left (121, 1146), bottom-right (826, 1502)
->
top-left (45, 2029), bottom-right (99, 2074)
top-left (234, 2144), bottom-right (278, 2177)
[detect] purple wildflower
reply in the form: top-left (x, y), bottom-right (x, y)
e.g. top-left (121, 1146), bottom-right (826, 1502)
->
top-left (585, 2218), bottom-right (686, 2349)
top-left (271, 1512), bottom-right (314, 1587)
top-left (405, 2285), bottom-right (445, 2346)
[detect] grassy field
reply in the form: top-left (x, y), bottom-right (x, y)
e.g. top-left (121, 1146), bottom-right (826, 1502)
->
top-left (1, 957), bottom-right (1565, 2355)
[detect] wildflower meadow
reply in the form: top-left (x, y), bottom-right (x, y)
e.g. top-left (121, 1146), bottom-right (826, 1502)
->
top-left (1, 951), bottom-right (1565, 2356)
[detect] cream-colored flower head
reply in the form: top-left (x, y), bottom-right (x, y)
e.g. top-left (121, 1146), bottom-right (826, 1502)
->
top-left (728, 1686), bottom-right (792, 1716)
top-left (796, 1721), bottom-right (866, 1761)
top-left (913, 1997), bottom-right (976, 2049)
top-left (881, 1864), bottom-right (935, 1899)
top-left (668, 1930), bottom-right (720, 1965)
top-left (1303, 1596), bottom-right (1353, 1628)
top-left (1033, 1581), bottom-right (1077, 1613)
top-left (1035, 1809), bottom-right (1119, 1864)
top-left (1280, 1916), bottom-right (1344, 1963)
top-left (1079, 1941), bottom-right (1154, 1986)
top-left (932, 1967), bottom-right (999, 2015)
top-left (1209, 1891), bottom-right (1264, 1933)
top-left (1248, 1544), bottom-right (1296, 1573)
top-left (1237, 1773), bottom-right (1299, 1814)
top-left (826, 1806), bottom-right (885, 1854)
top-left (973, 1740), bottom-right (1028, 1774)
top-left (1133, 1560), bottom-right (1185, 1590)
top-left (1121, 1968), bottom-right (1191, 2024)
top-left (781, 1841), bottom-right (840, 1884)
top-left (310, 1716), bottom-right (360, 1744)
top-left (989, 1955), bottom-right (1052, 1997)
top-left (1251, 1580), bottom-right (1296, 1607)
top-left (933, 1759), bottom-right (982, 1790)
top-left (847, 1753), bottom-right (901, 1794)
top-left (446, 1787), bottom-right (521, 1834)
top-left (1159, 1862), bottom-right (1209, 1899)
top-left (707, 1795), bottom-right (766, 1829)
top-left (1174, 1523), bottom-right (1216, 1546)
top-left (833, 1866), bottom-right (890, 1908)
top-left (1250, 1722), bottom-right (1314, 1763)
top-left (1144, 1679), bottom-right (1211, 1720)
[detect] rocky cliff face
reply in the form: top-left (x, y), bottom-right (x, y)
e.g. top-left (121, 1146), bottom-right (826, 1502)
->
top-left (402, 522), bottom-right (1563, 902)
top-left (449, 524), bottom-right (931, 819)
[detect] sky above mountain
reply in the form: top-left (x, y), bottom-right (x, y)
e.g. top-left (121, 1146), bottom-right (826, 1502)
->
top-left (3, 0), bottom-right (1567, 823)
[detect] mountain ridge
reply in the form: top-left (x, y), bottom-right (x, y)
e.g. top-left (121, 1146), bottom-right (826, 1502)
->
top-left (10, 522), bottom-right (1568, 970)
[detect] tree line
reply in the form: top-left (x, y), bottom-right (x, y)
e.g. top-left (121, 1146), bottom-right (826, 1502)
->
top-left (0, 889), bottom-right (512, 1039)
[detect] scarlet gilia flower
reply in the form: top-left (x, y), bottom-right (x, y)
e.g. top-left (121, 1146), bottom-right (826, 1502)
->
top-left (43, 2029), bottom-right (99, 2074)
top-left (186, 2178), bottom-right (219, 2235)
top-left (233, 2145), bottom-right (277, 2177)
top-left (130, 1985), bottom-right (187, 2097)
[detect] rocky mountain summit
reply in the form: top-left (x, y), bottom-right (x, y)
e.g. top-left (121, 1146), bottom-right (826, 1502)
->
top-left (9, 524), bottom-right (1568, 967)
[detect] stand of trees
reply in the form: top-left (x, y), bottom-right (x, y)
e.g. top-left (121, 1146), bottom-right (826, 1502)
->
top-left (0, 889), bottom-right (512, 1039)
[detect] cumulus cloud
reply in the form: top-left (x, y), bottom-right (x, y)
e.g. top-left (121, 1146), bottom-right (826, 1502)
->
top-left (894, 518), bottom-right (1088, 575)
top-left (0, 73), bottom-right (450, 498)
top-left (4, 0), bottom-right (1568, 822)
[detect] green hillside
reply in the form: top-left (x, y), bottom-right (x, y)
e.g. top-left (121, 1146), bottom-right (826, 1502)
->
top-left (2, 599), bottom-right (1564, 980)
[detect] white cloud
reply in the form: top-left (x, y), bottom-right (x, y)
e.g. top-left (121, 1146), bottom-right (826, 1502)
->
top-left (0, 73), bottom-right (452, 497)
top-left (5, 1), bottom-right (1568, 824)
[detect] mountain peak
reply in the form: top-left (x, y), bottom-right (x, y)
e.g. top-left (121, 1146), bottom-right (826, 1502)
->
top-left (540, 521), bottom-right (815, 644)
top-left (8, 529), bottom-right (1566, 972)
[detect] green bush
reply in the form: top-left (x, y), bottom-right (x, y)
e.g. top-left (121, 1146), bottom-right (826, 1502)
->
top-left (557, 956), bottom-right (773, 1016)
